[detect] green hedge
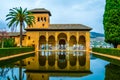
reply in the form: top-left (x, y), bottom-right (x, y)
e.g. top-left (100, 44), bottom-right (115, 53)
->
top-left (93, 54), bottom-right (120, 66)
top-left (92, 48), bottom-right (120, 57)
top-left (0, 47), bottom-right (34, 58)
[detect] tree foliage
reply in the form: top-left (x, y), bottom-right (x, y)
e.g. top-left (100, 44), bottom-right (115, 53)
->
top-left (0, 30), bottom-right (9, 48)
top-left (103, 0), bottom-right (120, 48)
top-left (6, 7), bottom-right (35, 47)
top-left (0, 38), bottom-right (16, 48)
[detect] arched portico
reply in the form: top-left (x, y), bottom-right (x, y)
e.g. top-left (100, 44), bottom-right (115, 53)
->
top-left (21, 8), bottom-right (92, 72)
top-left (48, 36), bottom-right (55, 50)
top-left (38, 32), bottom-right (88, 51)
top-left (69, 35), bottom-right (77, 50)
top-left (78, 35), bottom-right (86, 50)
top-left (39, 35), bottom-right (46, 50)
top-left (58, 33), bottom-right (67, 49)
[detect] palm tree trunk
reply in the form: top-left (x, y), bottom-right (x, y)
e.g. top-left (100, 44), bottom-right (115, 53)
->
top-left (20, 22), bottom-right (22, 48)
top-left (19, 22), bottom-right (23, 80)
top-left (1, 39), bottom-right (4, 48)
top-left (19, 60), bottom-right (22, 80)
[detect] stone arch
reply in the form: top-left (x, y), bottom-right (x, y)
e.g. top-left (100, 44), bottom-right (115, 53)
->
top-left (58, 33), bottom-right (67, 40)
top-left (48, 35), bottom-right (55, 49)
top-left (69, 35), bottom-right (77, 46)
top-left (58, 33), bottom-right (67, 49)
top-left (78, 35), bottom-right (86, 50)
top-left (39, 35), bottom-right (46, 44)
top-left (39, 35), bottom-right (46, 50)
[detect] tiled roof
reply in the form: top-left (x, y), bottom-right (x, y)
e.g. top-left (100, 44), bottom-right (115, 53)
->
top-left (25, 24), bottom-right (92, 31)
top-left (8, 32), bottom-right (26, 36)
top-left (7, 24), bottom-right (92, 36)
top-left (49, 24), bottom-right (92, 30)
top-left (29, 8), bottom-right (51, 16)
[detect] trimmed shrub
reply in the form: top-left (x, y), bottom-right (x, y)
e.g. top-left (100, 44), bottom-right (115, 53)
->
top-left (92, 48), bottom-right (120, 57)
top-left (0, 47), bottom-right (34, 58)
top-left (0, 38), bottom-right (16, 48)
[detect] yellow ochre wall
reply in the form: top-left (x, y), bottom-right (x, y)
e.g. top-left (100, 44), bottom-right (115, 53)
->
top-left (14, 11), bottom-right (90, 52)
top-left (28, 13), bottom-right (50, 28)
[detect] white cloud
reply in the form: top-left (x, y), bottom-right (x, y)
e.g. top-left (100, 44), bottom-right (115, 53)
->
top-left (0, 0), bottom-right (105, 33)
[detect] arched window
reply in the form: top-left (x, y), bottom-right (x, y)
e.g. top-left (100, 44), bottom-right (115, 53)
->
top-left (37, 17), bottom-right (40, 22)
top-left (44, 17), bottom-right (46, 22)
top-left (41, 17), bottom-right (43, 22)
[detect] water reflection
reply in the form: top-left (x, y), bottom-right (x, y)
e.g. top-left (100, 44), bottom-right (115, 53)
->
top-left (105, 63), bottom-right (120, 80)
top-left (0, 68), bottom-right (10, 79)
top-left (0, 67), bottom-right (26, 80)
top-left (25, 72), bottom-right (91, 80)
top-left (0, 52), bottom-right (120, 80)
top-left (37, 51), bottom-right (89, 71)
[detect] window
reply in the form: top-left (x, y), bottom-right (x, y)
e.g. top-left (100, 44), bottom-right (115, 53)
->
top-left (37, 17), bottom-right (40, 22)
top-left (44, 17), bottom-right (46, 22)
top-left (28, 61), bottom-right (30, 65)
top-left (41, 17), bottom-right (43, 22)
top-left (42, 24), bottom-right (45, 27)
top-left (28, 36), bottom-right (30, 40)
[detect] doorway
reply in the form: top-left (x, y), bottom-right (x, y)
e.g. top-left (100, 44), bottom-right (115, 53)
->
top-left (59, 39), bottom-right (66, 45)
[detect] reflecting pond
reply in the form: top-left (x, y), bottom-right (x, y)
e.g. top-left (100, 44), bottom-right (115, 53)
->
top-left (0, 52), bottom-right (120, 80)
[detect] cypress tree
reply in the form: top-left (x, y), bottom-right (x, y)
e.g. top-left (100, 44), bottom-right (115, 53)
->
top-left (103, 0), bottom-right (120, 48)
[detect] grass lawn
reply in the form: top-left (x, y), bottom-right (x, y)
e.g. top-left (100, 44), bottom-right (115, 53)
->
top-left (0, 47), bottom-right (34, 58)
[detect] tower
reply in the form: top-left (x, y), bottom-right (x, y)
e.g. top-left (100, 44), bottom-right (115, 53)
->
top-left (29, 8), bottom-right (51, 28)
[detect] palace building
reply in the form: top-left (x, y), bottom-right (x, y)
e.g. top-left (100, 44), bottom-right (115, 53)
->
top-left (12, 8), bottom-right (92, 51)
top-left (13, 8), bottom-right (92, 72)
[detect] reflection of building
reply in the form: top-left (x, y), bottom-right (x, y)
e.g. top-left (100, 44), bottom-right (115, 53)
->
top-left (11, 8), bottom-right (91, 51)
top-left (25, 51), bottom-right (90, 71)
top-left (26, 72), bottom-right (91, 80)
top-left (13, 8), bottom-right (91, 73)
top-left (26, 72), bottom-right (49, 80)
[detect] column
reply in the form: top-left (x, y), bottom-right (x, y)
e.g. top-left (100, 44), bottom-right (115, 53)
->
top-left (55, 33), bottom-right (58, 50)
top-left (55, 33), bottom-right (58, 70)
top-left (76, 32), bottom-right (79, 70)
top-left (67, 32), bottom-right (70, 70)
top-left (46, 32), bottom-right (48, 70)
top-left (85, 32), bottom-right (90, 52)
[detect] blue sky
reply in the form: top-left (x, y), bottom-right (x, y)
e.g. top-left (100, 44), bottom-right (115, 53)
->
top-left (0, 0), bottom-right (105, 33)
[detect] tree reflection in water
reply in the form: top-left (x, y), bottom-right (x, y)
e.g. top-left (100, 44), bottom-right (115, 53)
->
top-left (105, 63), bottom-right (120, 80)
top-left (0, 61), bottom-right (25, 80)
top-left (6, 68), bottom-right (25, 80)
top-left (0, 68), bottom-right (10, 79)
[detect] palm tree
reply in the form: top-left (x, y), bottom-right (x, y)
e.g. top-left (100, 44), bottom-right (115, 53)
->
top-left (6, 7), bottom-right (35, 47)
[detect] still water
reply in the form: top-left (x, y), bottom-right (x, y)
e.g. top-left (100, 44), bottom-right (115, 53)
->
top-left (50, 58), bottom-right (108, 80)
top-left (0, 53), bottom-right (120, 80)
